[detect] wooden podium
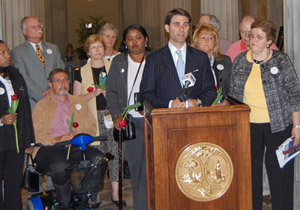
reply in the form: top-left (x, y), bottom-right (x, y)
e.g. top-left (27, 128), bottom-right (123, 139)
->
top-left (143, 101), bottom-right (252, 210)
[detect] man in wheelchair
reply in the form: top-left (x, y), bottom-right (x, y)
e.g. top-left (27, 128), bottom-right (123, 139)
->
top-left (31, 69), bottom-right (103, 208)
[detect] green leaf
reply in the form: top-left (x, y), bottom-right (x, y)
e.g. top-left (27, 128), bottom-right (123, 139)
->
top-left (74, 15), bottom-right (107, 60)
top-left (99, 72), bottom-right (106, 90)
top-left (122, 102), bottom-right (142, 119)
top-left (67, 112), bottom-right (74, 134)
top-left (8, 99), bottom-right (19, 114)
top-left (71, 112), bottom-right (74, 124)
top-left (212, 87), bottom-right (223, 105)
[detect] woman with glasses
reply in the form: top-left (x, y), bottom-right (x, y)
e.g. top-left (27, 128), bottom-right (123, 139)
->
top-left (229, 20), bottom-right (300, 210)
top-left (0, 40), bottom-right (34, 209)
top-left (73, 34), bottom-right (122, 207)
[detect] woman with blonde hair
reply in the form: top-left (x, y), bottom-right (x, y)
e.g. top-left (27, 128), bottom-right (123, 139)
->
top-left (192, 23), bottom-right (232, 99)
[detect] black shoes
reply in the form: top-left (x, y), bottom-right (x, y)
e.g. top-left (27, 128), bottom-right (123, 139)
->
top-left (111, 198), bottom-right (127, 207)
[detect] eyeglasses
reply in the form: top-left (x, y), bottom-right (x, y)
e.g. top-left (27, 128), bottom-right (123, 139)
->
top-left (240, 31), bottom-right (251, 36)
top-left (0, 50), bottom-right (10, 56)
top-left (250, 34), bottom-right (266, 41)
top-left (27, 24), bottom-right (44, 30)
top-left (52, 78), bottom-right (69, 83)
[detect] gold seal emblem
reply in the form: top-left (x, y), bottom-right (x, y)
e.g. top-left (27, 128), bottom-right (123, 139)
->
top-left (175, 142), bottom-right (233, 201)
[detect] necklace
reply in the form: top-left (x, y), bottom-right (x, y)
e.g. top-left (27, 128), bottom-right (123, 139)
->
top-left (252, 49), bottom-right (271, 64)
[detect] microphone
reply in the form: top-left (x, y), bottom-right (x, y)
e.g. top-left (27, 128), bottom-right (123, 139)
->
top-left (181, 72), bottom-right (196, 88)
top-left (178, 73), bottom-right (196, 102)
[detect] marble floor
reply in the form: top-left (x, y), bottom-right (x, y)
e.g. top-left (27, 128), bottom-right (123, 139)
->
top-left (22, 175), bottom-right (272, 210)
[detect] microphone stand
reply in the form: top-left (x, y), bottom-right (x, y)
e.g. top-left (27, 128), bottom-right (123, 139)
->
top-left (118, 130), bottom-right (123, 210)
top-left (178, 81), bottom-right (191, 102)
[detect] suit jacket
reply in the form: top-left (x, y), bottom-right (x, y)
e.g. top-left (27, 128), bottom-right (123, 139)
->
top-left (0, 66), bottom-right (35, 152)
top-left (11, 40), bottom-right (65, 110)
top-left (139, 44), bottom-right (217, 108)
top-left (212, 55), bottom-right (232, 98)
top-left (106, 52), bottom-right (150, 120)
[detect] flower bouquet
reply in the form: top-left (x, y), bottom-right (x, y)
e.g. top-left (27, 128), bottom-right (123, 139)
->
top-left (8, 94), bottom-right (20, 153)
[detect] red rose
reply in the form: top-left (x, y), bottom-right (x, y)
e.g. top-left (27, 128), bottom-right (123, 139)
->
top-left (87, 87), bottom-right (94, 92)
top-left (11, 94), bottom-right (18, 101)
top-left (72, 122), bottom-right (79, 128)
top-left (119, 119), bottom-right (126, 128)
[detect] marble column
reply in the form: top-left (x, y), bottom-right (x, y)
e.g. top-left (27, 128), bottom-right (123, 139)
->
top-left (284, 1), bottom-right (300, 208)
top-left (201, 0), bottom-right (239, 42)
top-left (144, 0), bottom-right (191, 49)
top-left (120, 0), bottom-right (192, 50)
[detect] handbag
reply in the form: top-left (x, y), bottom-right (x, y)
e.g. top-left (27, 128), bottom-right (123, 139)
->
top-left (113, 114), bottom-right (136, 141)
top-left (113, 54), bottom-right (145, 142)
top-left (22, 154), bottom-right (40, 192)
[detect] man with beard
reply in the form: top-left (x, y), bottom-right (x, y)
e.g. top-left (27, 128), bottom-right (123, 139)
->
top-left (32, 69), bottom-right (103, 208)
top-left (11, 16), bottom-right (64, 110)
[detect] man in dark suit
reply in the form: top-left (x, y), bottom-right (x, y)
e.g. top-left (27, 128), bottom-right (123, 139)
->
top-left (11, 16), bottom-right (65, 110)
top-left (140, 8), bottom-right (217, 108)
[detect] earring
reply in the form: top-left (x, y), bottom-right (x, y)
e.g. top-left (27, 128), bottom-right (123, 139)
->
top-left (125, 45), bottom-right (127, 49)
top-left (145, 43), bottom-right (148, 47)
top-left (267, 44), bottom-right (270, 48)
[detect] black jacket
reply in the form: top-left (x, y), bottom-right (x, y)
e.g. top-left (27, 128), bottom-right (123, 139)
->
top-left (0, 66), bottom-right (34, 152)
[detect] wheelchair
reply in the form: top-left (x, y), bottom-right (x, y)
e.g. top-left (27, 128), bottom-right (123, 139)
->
top-left (25, 134), bottom-right (112, 210)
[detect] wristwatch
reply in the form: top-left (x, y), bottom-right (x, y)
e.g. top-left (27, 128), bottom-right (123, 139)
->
top-left (196, 98), bottom-right (202, 107)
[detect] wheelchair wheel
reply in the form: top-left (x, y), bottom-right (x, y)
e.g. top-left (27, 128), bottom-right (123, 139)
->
top-left (26, 197), bottom-right (44, 210)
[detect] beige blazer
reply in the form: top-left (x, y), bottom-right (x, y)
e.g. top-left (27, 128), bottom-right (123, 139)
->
top-left (80, 59), bottom-right (111, 136)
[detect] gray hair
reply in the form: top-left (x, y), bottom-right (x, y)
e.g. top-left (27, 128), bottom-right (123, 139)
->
top-left (200, 14), bottom-right (221, 31)
top-left (208, 15), bottom-right (220, 31)
top-left (98, 23), bottom-right (118, 37)
top-left (21, 16), bottom-right (41, 30)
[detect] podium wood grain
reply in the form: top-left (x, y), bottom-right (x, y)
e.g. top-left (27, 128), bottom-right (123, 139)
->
top-left (144, 104), bottom-right (252, 210)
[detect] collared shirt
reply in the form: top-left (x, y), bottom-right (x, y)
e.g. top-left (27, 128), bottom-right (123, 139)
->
top-left (226, 40), bottom-right (278, 63)
top-left (0, 76), bottom-right (15, 126)
top-left (29, 41), bottom-right (43, 52)
top-left (50, 94), bottom-right (71, 137)
top-left (168, 41), bottom-right (187, 66)
top-left (0, 76), bottom-right (15, 107)
top-left (167, 42), bottom-right (187, 108)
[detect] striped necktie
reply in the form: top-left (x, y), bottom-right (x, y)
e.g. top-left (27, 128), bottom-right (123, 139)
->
top-left (36, 44), bottom-right (45, 68)
top-left (176, 50), bottom-right (185, 83)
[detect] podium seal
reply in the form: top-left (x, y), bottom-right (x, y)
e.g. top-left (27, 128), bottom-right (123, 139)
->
top-left (175, 142), bottom-right (234, 201)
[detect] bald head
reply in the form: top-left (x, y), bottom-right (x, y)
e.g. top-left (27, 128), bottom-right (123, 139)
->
top-left (239, 16), bottom-right (256, 48)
